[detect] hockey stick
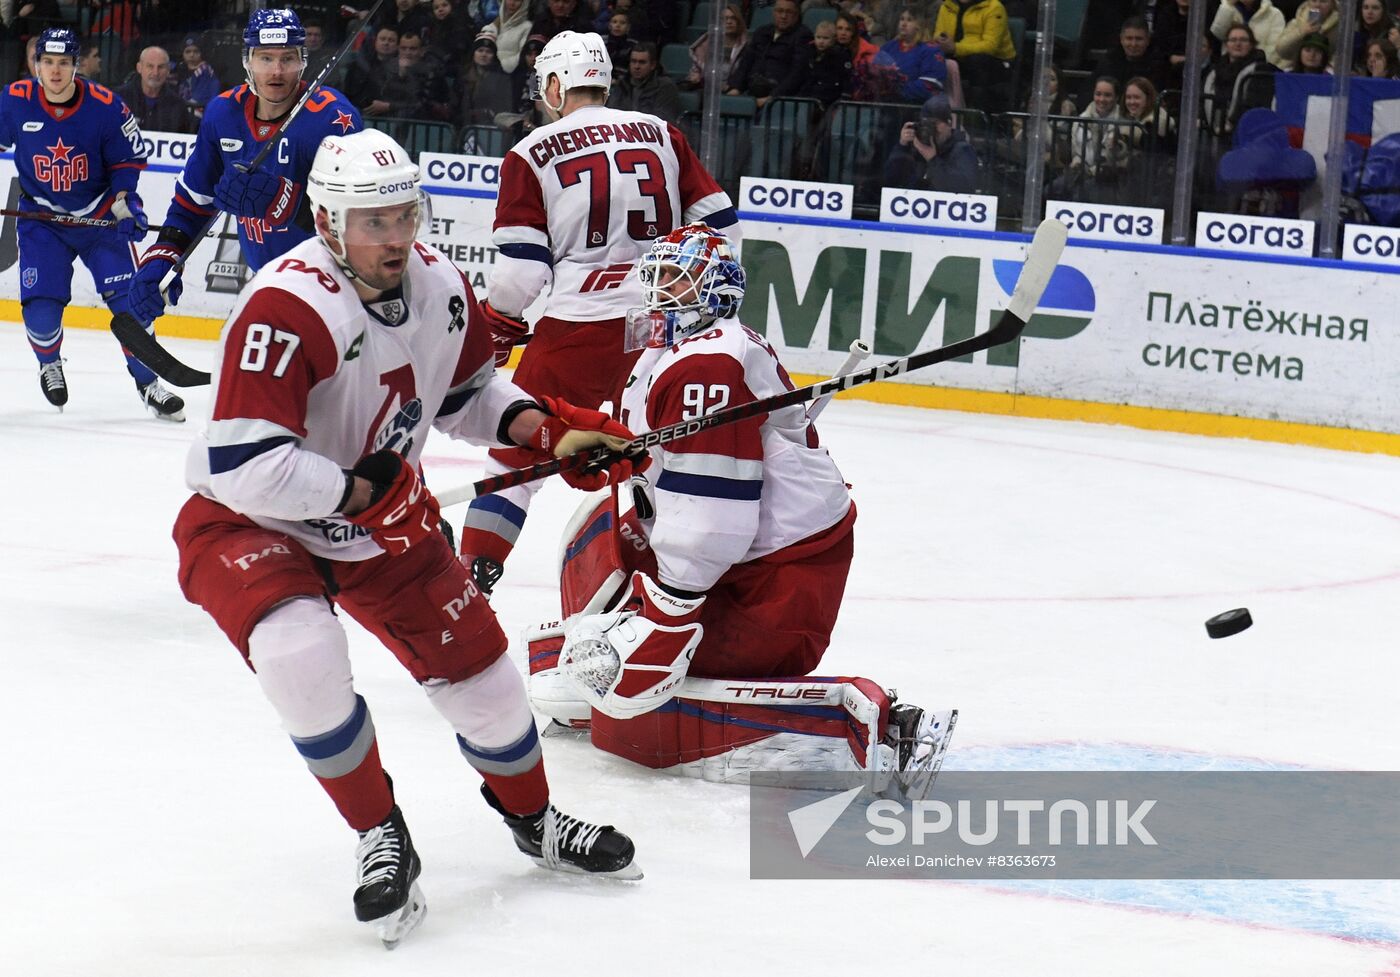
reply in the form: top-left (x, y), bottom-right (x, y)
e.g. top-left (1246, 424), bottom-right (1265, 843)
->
top-left (0, 208), bottom-right (171, 233)
top-left (806, 338), bottom-right (871, 422)
top-left (109, 0), bottom-right (389, 387)
top-left (438, 218), bottom-right (1069, 508)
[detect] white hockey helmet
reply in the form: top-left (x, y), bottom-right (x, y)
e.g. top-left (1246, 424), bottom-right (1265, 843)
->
top-left (533, 30), bottom-right (612, 112)
top-left (307, 130), bottom-right (429, 269)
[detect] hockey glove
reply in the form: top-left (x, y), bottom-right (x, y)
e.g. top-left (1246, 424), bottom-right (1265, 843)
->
top-left (481, 301), bottom-right (530, 367)
top-left (111, 193), bottom-right (148, 242)
top-left (561, 570), bottom-right (705, 720)
top-left (527, 395), bottom-right (651, 491)
top-left (213, 169), bottom-right (302, 226)
top-left (129, 242), bottom-right (184, 325)
top-left (343, 450), bottom-right (443, 556)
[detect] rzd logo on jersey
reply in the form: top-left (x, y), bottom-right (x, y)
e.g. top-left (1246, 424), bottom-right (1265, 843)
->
top-left (33, 138), bottom-right (89, 193)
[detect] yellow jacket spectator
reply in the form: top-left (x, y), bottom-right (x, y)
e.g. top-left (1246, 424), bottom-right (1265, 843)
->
top-left (932, 0), bottom-right (1016, 112)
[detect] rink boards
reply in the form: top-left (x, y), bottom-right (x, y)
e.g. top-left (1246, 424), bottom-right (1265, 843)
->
top-left (4, 140), bottom-right (1400, 454)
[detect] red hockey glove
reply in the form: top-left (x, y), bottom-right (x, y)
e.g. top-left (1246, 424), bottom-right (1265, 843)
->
top-left (481, 301), bottom-right (530, 367)
top-left (527, 395), bottom-right (651, 491)
top-left (343, 451), bottom-right (442, 556)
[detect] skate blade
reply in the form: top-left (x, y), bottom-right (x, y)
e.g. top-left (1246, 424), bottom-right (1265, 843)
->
top-left (373, 881), bottom-right (427, 949)
top-left (529, 856), bottom-right (644, 881)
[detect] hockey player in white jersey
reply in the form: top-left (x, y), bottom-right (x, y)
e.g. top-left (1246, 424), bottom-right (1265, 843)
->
top-left (459, 29), bottom-right (740, 595)
top-left (171, 129), bottom-right (646, 947)
top-left (526, 224), bottom-right (956, 795)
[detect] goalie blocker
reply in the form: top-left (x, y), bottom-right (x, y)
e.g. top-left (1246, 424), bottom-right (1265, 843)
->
top-left (526, 490), bottom-right (956, 795)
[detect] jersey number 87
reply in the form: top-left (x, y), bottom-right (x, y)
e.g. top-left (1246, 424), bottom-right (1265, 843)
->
top-left (239, 323), bottom-right (302, 378)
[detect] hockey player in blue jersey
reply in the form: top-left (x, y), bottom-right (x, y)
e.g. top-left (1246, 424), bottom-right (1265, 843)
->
top-left (0, 28), bottom-right (185, 419)
top-left (129, 9), bottom-right (363, 327)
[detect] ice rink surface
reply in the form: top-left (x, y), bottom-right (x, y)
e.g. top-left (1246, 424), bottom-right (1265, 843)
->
top-left (4, 325), bottom-right (1399, 976)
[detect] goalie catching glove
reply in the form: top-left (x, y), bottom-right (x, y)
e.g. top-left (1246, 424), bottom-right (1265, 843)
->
top-left (527, 395), bottom-right (650, 491)
top-left (481, 301), bottom-right (530, 367)
top-left (560, 571), bottom-right (705, 720)
top-left (343, 450), bottom-right (441, 556)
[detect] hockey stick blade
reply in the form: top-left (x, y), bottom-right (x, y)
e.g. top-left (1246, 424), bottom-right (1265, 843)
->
top-left (437, 220), bottom-right (1069, 508)
top-left (111, 313), bottom-right (212, 387)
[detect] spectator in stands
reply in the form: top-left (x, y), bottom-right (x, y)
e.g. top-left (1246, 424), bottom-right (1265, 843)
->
top-left (1364, 37), bottom-right (1400, 77)
top-left (1211, 0), bottom-right (1285, 67)
top-left (78, 39), bottom-right (102, 81)
top-left (1100, 16), bottom-right (1168, 92)
top-left (120, 46), bottom-right (194, 134)
top-left (427, 0), bottom-right (474, 65)
top-left (932, 0), bottom-right (1017, 113)
top-left (1052, 76), bottom-right (1128, 199)
top-left (1292, 32), bottom-right (1331, 72)
top-left (688, 3), bottom-right (748, 90)
top-left (176, 37), bottom-right (220, 111)
top-left (304, 19), bottom-right (334, 79)
top-left (343, 26), bottom-right (399, 113)
top-left (1274, 0), bottom-right (1340, 71)
top-left (1121, 76), bottom-right (1174, 153)
top-left (485, 0), bottom-right (533, 72)
top-left (536, 0), bottom-right (591, 40)
top-left (10, 0), bottom-right (62, 42)
top-left (884, 93), bottom-right (980, 192)
top-left (23, 36), bottom-right (39, 78)
top-left (870, 6), bottom-right (949, 104)
top-left (834, 10), bottom-right (877, 83)
top-left (727, 0), bottom-right (814, 100)
top-left (607, 42), bottom-right (683, 121)
top-left (458, 33), bottom-right (515, 123)
top-left (375, 0), bottom-right (432, 42)
top-left (1011, 63), bottom-right (1077, 174)
top-left (381, 29), bottom-right (453, 118)
top-left (604, 7), bottom-right (633, 82)
top-left (774, 20), bottom-right (852, 106)
top-left (596, 0), bottom-right (672, 44)
top-left (1204, 24), bottom-right (1275, 134)
top-left (1356, 0), bottom-right (1397, 64)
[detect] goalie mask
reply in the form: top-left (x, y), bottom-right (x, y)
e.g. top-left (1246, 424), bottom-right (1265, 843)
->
top-left (625, 224), bottom-right (746, 352)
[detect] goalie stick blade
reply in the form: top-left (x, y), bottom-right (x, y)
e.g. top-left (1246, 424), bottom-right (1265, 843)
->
top-left (110, 314), bottom-right (212, 387)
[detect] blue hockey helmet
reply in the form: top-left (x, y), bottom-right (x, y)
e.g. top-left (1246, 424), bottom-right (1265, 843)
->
top-left (627, 224), bottom-right (746, 351)
top-left (244, 8), bottom-right (307, 50)
top-left (35, 27), bottom-right (80, 62)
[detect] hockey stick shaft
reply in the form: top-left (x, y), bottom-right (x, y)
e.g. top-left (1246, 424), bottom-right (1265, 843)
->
top-left (806, 339), bottom-right (871, 422)
top-left (437, 219), bottom-right (1069, 507)
top-left (0, 208), bottom-right (170, 232)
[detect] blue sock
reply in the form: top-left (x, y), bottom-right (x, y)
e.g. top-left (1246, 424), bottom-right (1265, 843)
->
top-left (105, 292), bottom-right (156, 386)
top-left (22, 299), bottom-right (64, 365)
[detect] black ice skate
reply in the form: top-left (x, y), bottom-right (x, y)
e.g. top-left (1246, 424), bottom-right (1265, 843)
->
top-left (39, 360), bottom-right (67, 409)
top-left (481, 784), bottom-right (642, 880)
top-left (354, 804), bottom-right (426, 949)
top-left (136, 378), bottom-right (186, 422)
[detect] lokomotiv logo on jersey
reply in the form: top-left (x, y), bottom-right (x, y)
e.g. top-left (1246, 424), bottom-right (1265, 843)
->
top-left (32, 138), bottom-right (89, 193)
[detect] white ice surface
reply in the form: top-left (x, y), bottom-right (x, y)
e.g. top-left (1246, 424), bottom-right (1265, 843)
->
top-left (3, 325), bottom-right (1399, 976)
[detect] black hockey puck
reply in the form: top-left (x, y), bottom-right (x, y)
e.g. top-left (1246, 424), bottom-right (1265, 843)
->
top-left (1205, 608), bottom-right (1253, 639)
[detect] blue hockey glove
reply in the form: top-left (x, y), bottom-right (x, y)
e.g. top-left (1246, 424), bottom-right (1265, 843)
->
top-left (112, 193), bottom-right (148, 241)
top-left (213, 169), bottom-right (302, 226)
top-left (129, 242), bottom-right (184, 326)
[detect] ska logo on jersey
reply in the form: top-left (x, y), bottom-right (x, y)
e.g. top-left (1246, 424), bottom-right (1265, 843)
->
top-left (33, 138), bottom-right (89, 193)
top-left (447, 295), bottom-right (465, 333)
top-left (332, 110), bottom-right (355, 134)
